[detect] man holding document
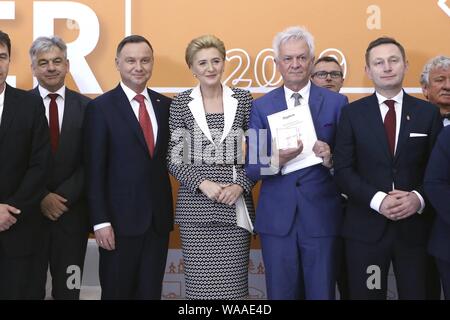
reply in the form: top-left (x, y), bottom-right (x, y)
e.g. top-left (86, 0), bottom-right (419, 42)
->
top-left (245, 26), bottom-right (348, 299)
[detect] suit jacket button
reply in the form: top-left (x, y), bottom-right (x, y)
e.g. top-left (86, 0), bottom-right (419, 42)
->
top-left (296, 182), bottom-right (300, 187)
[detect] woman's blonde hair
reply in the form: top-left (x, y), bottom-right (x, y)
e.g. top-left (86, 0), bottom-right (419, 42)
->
top-left (185, 34), bottom-right (226, 67)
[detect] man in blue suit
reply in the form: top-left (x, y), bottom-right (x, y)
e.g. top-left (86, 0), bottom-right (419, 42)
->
top-left (425, 126), bottom-right (450, 299)
top-left (84, 35), bottom-right (173, 299)
top-left (246, 26), bottom-right (348, 299)
top-left (334, 37), bottom-right (442, 299)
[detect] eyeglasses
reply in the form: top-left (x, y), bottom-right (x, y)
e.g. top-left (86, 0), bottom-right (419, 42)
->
top-left (312, 71), bottom-right (343, 79)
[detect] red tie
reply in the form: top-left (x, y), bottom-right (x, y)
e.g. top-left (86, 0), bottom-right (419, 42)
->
top-left (48, 93), bottom-right (59, 154)
top-left (383, 100), bottom-right (396, 156)
top-left (134, 94), bottom-right (154, 156)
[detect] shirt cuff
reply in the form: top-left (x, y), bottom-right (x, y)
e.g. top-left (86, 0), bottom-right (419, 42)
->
top-left (269, 162), bottom-right (280, 175)
top-left (411, 190), bottom-right (425, 214)
top-left (93, 222), bottom-right (111, 231)
top-left (370, 191), bottom-right (388, 214)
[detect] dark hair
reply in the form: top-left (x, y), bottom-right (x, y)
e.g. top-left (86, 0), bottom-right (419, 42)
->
top-left (314, 56), bottom-right (340, 67)
top-left (365, 37), bottom-right (406, 66)
top-left (116, 35), bottom-right (153, 57)
top-left (0, 30), bottom-right (11, 57)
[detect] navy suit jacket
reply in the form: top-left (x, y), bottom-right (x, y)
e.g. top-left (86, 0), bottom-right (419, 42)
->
top-left (245, 83), bottom-right (348, 237)
top-left (334, 92), bottom-right (442, 245)
top-left (0, 84), bottom-right (51, 256)
top-left (425, 125), bottom-right (450, 262)
top-left (84, 85), bottom-right (173, 236)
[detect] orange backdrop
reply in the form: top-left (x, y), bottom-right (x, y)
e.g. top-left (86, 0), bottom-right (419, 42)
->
top-left (2, 0), bottom-right (450, 248)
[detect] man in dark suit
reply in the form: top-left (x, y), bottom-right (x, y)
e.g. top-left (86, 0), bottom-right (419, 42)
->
top-left (425, 126), bottom-right (450, 299)
top-left (0, 30), bottom-right (51, 299)
top-left (28, 36), bottom-right (90, 300)
top-left (246, 26), bottom-right (348, 299)
top-left (334, 37), bottom-right (443, 299)
top-left (84, 35), bottom-right (173, 299)
top-left (419, 55), bottom-right (450, 299)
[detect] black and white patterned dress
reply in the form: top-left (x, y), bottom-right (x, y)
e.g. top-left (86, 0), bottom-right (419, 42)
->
top-left (167, 86), bottom-right (255, 299)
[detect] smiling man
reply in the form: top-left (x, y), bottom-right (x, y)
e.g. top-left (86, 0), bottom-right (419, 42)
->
top-left (28, 36), bottom-right (91, 300)
top-left (84, 35), bottom-right (173, 299)
top-left (334, 37), bottom-right (443, 299)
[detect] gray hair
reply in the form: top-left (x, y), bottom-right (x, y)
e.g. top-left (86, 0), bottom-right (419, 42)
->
top-left (29, 36), bottom-right (67, 65)
top-left (272, 26), bottom-right (315, 60)
top-left (420, 55), bottom-right (450, 86)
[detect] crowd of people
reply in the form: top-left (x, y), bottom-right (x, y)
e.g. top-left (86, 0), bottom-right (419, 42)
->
top-left (0, 26), bottom-right (449, 300)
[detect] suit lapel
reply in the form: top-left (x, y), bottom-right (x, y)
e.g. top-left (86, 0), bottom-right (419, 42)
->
top-left (308, 83), bottom-right (324, 135)
top-left (0, 84), bottom-right (18, 145)
top-left (57, 88), bottom-right (77, 159)
top-left (270, 86), bottom-right (289, 115)
top-left (361, 93), bottom-right (392, 161)
top-left (188, 85), bottom-right (214, 144)
top-left (220, 85), bottom-right (238, 144)
top-left (148, 88), bottom-right (164, 157)
top-left (394, 92), bottom-right (415, 163)
top-left (113, 85), bottom-right (149, 155)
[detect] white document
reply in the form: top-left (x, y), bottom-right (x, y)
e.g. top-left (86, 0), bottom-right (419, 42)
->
top-left (267, 107), bottom-right (322, 175)
top-left (233, 166), bottom-right (254, 234)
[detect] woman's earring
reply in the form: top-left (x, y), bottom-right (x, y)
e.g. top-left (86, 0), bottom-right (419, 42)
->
top-left (193, 74), bottom-right (197, 78)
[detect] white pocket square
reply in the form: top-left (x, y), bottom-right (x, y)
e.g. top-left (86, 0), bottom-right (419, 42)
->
top-left (409, 133), bottom-right (428, 137)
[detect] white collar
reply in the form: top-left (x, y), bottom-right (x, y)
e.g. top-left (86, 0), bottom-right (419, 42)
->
top-left (284, 81), bottom-right (311, 105)
top-left (376, 90), bottom-right (404, 106)
top-left (39, 85), bottom-right (66, 100)
top-left (120, 82), bottom-right (150, 103)
top-left (188, 84), bottom-right (238, 145)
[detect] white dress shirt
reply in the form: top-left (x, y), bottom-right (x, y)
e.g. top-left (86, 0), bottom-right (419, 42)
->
top-left (38, 85), bottom-right (65, 129)
top-left (120, 82), bottom-right (158, 144)
top-left (369, 90), bottom-right (425, 214)
top-left (268, 82), bottom-right (314, 175)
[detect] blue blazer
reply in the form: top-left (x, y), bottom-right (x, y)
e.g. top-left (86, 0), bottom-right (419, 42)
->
top-left (84, 85), bottom-right (173, 236)
top-left (334, 92), bottom-right (442, 244)
top-left (425, 126), bottom-right (450, 262)
top-left (245, 83), bottom-right (348, 236)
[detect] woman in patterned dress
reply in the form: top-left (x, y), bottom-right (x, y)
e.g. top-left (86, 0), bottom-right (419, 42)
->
top-left (167, 35), bottom-right (255, 299)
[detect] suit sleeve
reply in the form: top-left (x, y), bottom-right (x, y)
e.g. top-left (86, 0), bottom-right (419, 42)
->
top-left (234, 91), bottom-right (255, 194)
top-left (333, 106), bottom-right (380, 206)
top-left (245, 99), bottom-right (275, 182)
top-left (167, 97), bottom-right (205, 193)
top-left (84, 101), bottom-right (109, 225)
top-left (424, 128), bottom-right (450, 226)
top-left (6, 98), bottom-right (51, 215)
top-left (54, 167), bottom-right (84, 206)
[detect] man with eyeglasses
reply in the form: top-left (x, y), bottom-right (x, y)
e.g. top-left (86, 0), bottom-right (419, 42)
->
top-left (311, 56), bottom-right (344, 93)
top-left (312, 56), bottom-right (349, 300)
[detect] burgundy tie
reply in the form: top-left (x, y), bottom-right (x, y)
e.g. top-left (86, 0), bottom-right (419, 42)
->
top-left (383, 100), bottom-right (396, 156)
top-left (48, 93), bottom-right (59, 154)
top-left (134, 94), bottom-right (154, 156)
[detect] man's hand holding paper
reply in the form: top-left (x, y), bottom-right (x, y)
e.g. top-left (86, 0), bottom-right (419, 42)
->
top-left (267, 107), bottom-right (323, 174)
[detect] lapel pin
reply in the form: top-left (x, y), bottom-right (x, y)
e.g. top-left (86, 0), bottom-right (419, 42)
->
top-left (156, 99), bottom-right (160, 102)
top-left (406, 115), bottom-right (410, 121)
